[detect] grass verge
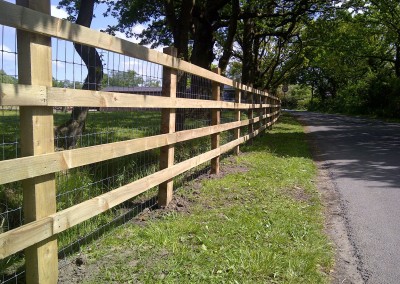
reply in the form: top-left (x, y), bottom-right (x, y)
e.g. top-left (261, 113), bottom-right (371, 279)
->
top-left (67, 113), bottom-right (333, 284)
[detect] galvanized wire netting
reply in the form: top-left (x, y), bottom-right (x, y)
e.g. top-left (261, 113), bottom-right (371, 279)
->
top-left (51, 38), bottom-right (165, 272)
top-left (0, 25), bottom-right (18, 162)
top-left (0, 27), bottom-right (263, 282)
top-left (0, 25), bottom-right (23, 284)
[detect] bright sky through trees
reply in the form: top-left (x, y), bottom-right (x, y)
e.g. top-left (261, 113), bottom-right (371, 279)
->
top-left (0, 0), bottom-right (158, 83)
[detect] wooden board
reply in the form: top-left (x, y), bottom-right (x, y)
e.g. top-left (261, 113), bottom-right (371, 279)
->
top-left (16, 0), bottom-right (58, 282)
top-left (0, 122), bottom-right (268, 259)
top-left (158, 47), bottom-right (177, 207)
top-left (0, 84), bottom-right (47, 106)
top-left (0, 1), bottom-right (281, 100)
top-left (0, 83), bottom-right (280, 110)
top-left (0, 115), bottom-right (269, 185)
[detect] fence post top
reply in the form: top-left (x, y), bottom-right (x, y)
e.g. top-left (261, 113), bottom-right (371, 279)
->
top-left (163, 46), bottom-right (177, 57)
top-left (212, 67), bottom-right (221, 75)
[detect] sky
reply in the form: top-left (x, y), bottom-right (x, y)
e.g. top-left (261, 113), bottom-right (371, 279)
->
top-left (1, 1), bottom-right (162, 84)
top-left (50, 1), bottom-right (148, 44)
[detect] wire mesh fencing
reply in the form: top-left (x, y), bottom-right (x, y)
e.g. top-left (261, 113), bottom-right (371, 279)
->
top-left (0, 8), bottom-right (280, 281)
top-left (0, 24), bottom-right (24, 284)
top-left (52, 38), bottom-right (165, 277)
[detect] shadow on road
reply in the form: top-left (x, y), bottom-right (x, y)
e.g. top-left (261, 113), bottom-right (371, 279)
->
top-left (292, 111), bottom-right (400, 189)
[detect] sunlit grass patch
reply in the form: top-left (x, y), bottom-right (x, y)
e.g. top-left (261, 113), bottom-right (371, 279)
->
top-left (80, 113), bottom-right (333, 283)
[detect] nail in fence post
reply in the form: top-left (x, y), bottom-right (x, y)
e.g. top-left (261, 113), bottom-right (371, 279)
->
top-left (211, 68), bottom-right (221, 174)
top-left (234, 89), bottom-right (241, 155)
top-left (158, 46), bottom-right (177, 208)
top-left (16, 0), bottom-right (58, 283)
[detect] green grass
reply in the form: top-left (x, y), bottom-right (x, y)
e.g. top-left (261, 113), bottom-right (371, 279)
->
top-left (1, 110), bottom-right (163, 277)
top-left (76, 113), bottom-right (333, 283)
top-left (1, 111), bottom-right (333, 283)
top-left (0, 109), bottom-right (241, 278)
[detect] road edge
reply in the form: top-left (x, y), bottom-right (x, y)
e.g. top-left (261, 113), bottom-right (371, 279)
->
top-left (295, 113), bottom-right (364, 284)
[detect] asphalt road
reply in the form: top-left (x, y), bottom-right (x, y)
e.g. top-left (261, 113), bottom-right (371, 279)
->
top-left (290, 111), bottom-right (400, 284)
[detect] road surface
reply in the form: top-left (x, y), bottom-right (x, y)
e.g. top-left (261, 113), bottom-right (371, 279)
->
top-left (291, 111), bottom-right (400, 284)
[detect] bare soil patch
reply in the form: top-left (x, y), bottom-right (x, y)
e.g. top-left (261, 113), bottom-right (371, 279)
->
top-left (58, 155), bottom-right (250, 283)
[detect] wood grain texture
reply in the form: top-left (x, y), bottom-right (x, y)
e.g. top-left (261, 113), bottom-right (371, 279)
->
top-left (159, 47), bottom-right (177, 207)
top-left (0, 83), bottom-right (280, 109)
top-left (211, 68), bottom-right (221, 174)
top-left (0, 122), bottom-right (269, 259)
top-left (0, 1), bottom-right (281, 100)
top-left (16, 0), bottom-right (58, 282)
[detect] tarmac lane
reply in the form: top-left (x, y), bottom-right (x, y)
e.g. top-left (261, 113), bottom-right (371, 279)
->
top-left (291, 111), bottom-right (400, 284)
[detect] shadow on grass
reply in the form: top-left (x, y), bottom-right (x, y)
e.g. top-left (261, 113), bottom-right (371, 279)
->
top-left (242, 113), bottom-right (311, 159)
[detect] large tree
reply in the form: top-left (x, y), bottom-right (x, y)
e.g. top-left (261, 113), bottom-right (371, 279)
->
top-left (296, 1), bottom-right (400, 116)
top-left (103, 0), bottom-right (236, 71)
top-left (356, 0), bottom-right (400, 77)
top-left (235, 0), bottom-right (332, 91)
top-left (55, 0), bottom-right (104, 149)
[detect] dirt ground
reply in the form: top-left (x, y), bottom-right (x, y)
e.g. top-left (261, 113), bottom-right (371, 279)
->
top-left (57, 156), bottom-right (249, 283)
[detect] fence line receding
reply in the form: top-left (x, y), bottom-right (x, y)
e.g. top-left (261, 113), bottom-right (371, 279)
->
top-left (0, 1), bottom-right (281, 283)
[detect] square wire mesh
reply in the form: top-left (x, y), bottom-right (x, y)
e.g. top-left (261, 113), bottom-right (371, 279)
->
top-left (0, 25), bottom-right (23, 284)
top-left (0, 25), bottom-right (269, 282)
top-left (52, 39), bottom-right (165, 262)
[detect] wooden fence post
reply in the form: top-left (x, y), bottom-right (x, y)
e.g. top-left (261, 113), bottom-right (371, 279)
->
top-left (158, 46), bottom-right (177, 207)
top-left (258, 94), bottom-right (262, 131)
top-left (248, 90), bottom-right (254, 143)
top-left (211, 68), bottom-right (221, 174)
top-left (234, 89), bottom-right (241, 155)
top-left (16, 1), bottom-right (58, 283)
top-left (267, 96), bottom-right (272, 130)
top-left (261, 96), bottom-right (268, 133)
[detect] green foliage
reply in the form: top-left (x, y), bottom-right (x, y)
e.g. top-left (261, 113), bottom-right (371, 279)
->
top-left (281, 85), bottom-right (312, 110)
top-left (0, 70), bottom-right (17, 84)
top-left (101, 70), bottom-right (161, 87)
top-left (226, 61), bottom-right (242, 81)
top-left (296, 2), bottom-right (400, 118)
top-left (53, 78), bottom-right (83, 88)
top-left (102, 70), bottom-right (143, 87)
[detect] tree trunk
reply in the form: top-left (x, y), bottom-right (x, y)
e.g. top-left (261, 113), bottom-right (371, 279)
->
top-left (395, 39), bottom-right (400, 78)
top-left (55, 0), bottom-right (103, 149)
top-left (191, 19), bottom-right (215, 70)
top-left (241, 17), bottom-right (255, 86)
top-left (218, 0), bottom-right (239, 73)
top-left (165, 0), bottom-right (194, 61)
top-left (191, 1), bottom-right (227, 70)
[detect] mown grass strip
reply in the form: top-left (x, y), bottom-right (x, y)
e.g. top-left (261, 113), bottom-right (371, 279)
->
top-left (72, 113), bottom-right (333, 283)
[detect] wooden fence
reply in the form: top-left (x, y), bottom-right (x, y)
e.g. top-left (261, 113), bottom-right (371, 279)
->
top-left (0, 1), bottom-right (280, 283)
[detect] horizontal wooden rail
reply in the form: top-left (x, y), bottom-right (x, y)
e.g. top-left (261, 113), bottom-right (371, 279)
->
top-left (0, 1), bottom-right (279, 100)
top-left (0, 111), bottom-right (280, 185)
top-left (0, 83), bottom-right (280, 109)
top-left (0, 121), bottom-right (277, 259)
top-left (0, 2), bottom-right (282, 281)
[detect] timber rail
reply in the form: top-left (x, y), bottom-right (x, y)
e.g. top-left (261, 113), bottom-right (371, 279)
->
top-left (0, 1), bottom-right (280, 283)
